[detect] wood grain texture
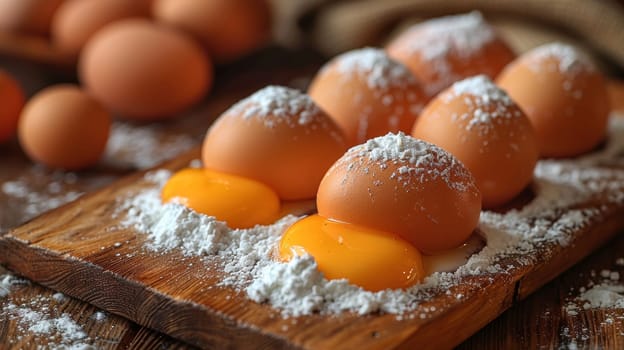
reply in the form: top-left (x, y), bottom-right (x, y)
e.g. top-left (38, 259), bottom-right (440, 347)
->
top-left (1, 145), bottom-right (624, 349)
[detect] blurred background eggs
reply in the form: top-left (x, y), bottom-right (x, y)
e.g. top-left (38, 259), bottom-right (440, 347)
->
top-left (79, 19), bottom-right (212, 120)
top-left (0, 0), bottom-right (64, 36)
top-left (413, 75), bottom-right (539, 208)
top-left (308, 48), bottom-right (427, 146)
top-left (51, 0), bottom-right (152, 56)
top-left (497, 43), bottom-right (610, 158)
top-left (202, 86), bottom-right (347, 200)
top-left (153, 0), bottom-right (272, 63)
top-left (386, 11), bottom-right (515, 98)
top-left (0, 70), bottom-right (25, 143)
top-left (18, 84), bottom-right (110, 170)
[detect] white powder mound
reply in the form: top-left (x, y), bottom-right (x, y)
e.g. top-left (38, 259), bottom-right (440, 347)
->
top-left (578, 284), bottom-right (624, 309)
top-left (337, 132), bottom-right (476, 193)
top-left (229, 86), bottom-right (322, 127)
top-left (0, 274), bottom-right (28, 298)
top-left (104, 122), bottom-right (196, 170)
top-left (334, 48), bottom-right (417, 91)
top-left (119, 118), bottom-right (624, 317)
top-left (398, 11), bottom-right (497, 95)
top-left (528, 43), bottom-right (595, 75)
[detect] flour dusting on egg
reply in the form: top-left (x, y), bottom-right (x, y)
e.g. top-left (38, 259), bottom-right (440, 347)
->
top-left (527, 43), bottom-right (595, 75)
top-left (399, 11), bottom-right (497, 95)
top-left (445, 75), bottom-right (523, 135)
top-left (405, 12), bottom-right (495, 58)
top-left (335, 48), bottom-right (418, 91)
top-left (231, 86), bottom-right (322, 127)
top-left (345, 132), bottom-right (476, 192)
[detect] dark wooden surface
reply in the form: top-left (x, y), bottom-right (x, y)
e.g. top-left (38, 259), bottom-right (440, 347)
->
top-left (1, 49), bottom-right (624, 349)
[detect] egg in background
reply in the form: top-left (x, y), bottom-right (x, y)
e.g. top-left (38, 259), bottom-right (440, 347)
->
top-left (18, 84), bottom-right (110, 170)
top-left (0, 70), bottom-right (25, 143)
top-left (52, 0), bottom-right (152, 56)
top-left (308, 48), bottom-right (427, 146)
top-left (608, 80), bottom-right (624, 114)
top-left (413, 75), bottom-right (538, 208)
top-left (387, 11), bottom-right (515, 98)
top-left (153, 0), bottom-right (272, 63)
top-left (497, 43), bottom-right (610, 158)
top-left (0, 0), bottom-right (64, 36)
top-left (79, 19), bottom-right (212, 120)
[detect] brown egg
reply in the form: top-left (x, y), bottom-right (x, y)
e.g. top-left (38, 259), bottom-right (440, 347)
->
top-left (0, 70), bottom-right (25, 143)
top-left (497, 43), bottom-right (610, 158)
top-left (608, 80), bottom-right (624, 113)
top-left (317, 133), bottom-right (482, 254)
top-left (0, 0), bottom-right (64, 36)
top-left (52, 0), bottom-right (152, 56)
top-left (308, 48), bottom-right (427, 146)
top-left (413, 76), bottom-right (539, 208)
top-left (387, 11), bottom-right (515, 98)
top-left (18, 85), bottom-right (110, 170)
top-left (202, 86), bottom-right (347, 200)
top-left (79, 19), bottom-right (212, 120)
top-left (153, 0), bottom-right (271, 63)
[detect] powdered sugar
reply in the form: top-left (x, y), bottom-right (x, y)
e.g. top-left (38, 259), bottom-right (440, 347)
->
top-left (229, 86), bottom-right (322, 127)
top-left (118, 116), bottom-right (624, 317)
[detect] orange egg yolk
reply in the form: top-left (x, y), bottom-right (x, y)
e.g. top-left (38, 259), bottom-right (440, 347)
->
top-left (279, 215), bottom-right (424, 291)
top-left (161, 168), bottom-right (281, 229)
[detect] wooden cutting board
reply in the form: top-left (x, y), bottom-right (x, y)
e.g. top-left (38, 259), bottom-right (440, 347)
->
top-left (1, 127), bottom-right (624, 350)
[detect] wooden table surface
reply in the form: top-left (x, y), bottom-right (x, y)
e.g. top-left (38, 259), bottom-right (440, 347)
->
top-left (1, 48), bottom-right (623, 349)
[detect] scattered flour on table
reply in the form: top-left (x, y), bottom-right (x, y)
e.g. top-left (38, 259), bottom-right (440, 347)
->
top-left (119, 116), bottom-right (624, 317)
top-left (0, 277), bottom-right (97, 349)
top-left (104, 122), bottom-right (196, 170)
top-left (1, 168), bottom-right (82, 230)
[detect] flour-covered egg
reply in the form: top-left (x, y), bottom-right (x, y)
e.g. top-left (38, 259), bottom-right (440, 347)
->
top-left (497, 43), bottom-right (609, 158)
top-left (387, 11), bottom-right (515, 98)
top-left (413, 75), bottom-right (539, 208)
top-left (308, 48), bottom-right (427, 146)
top-left (316, 133), bottom-right (481, 253)
top-left (202, 86), bottom-right (347, 200)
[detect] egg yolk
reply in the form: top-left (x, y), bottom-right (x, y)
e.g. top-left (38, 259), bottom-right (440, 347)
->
top-left (279, 215), bottom-right (424, 291)
top-left (162, 168), bottom-right (280, 229)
